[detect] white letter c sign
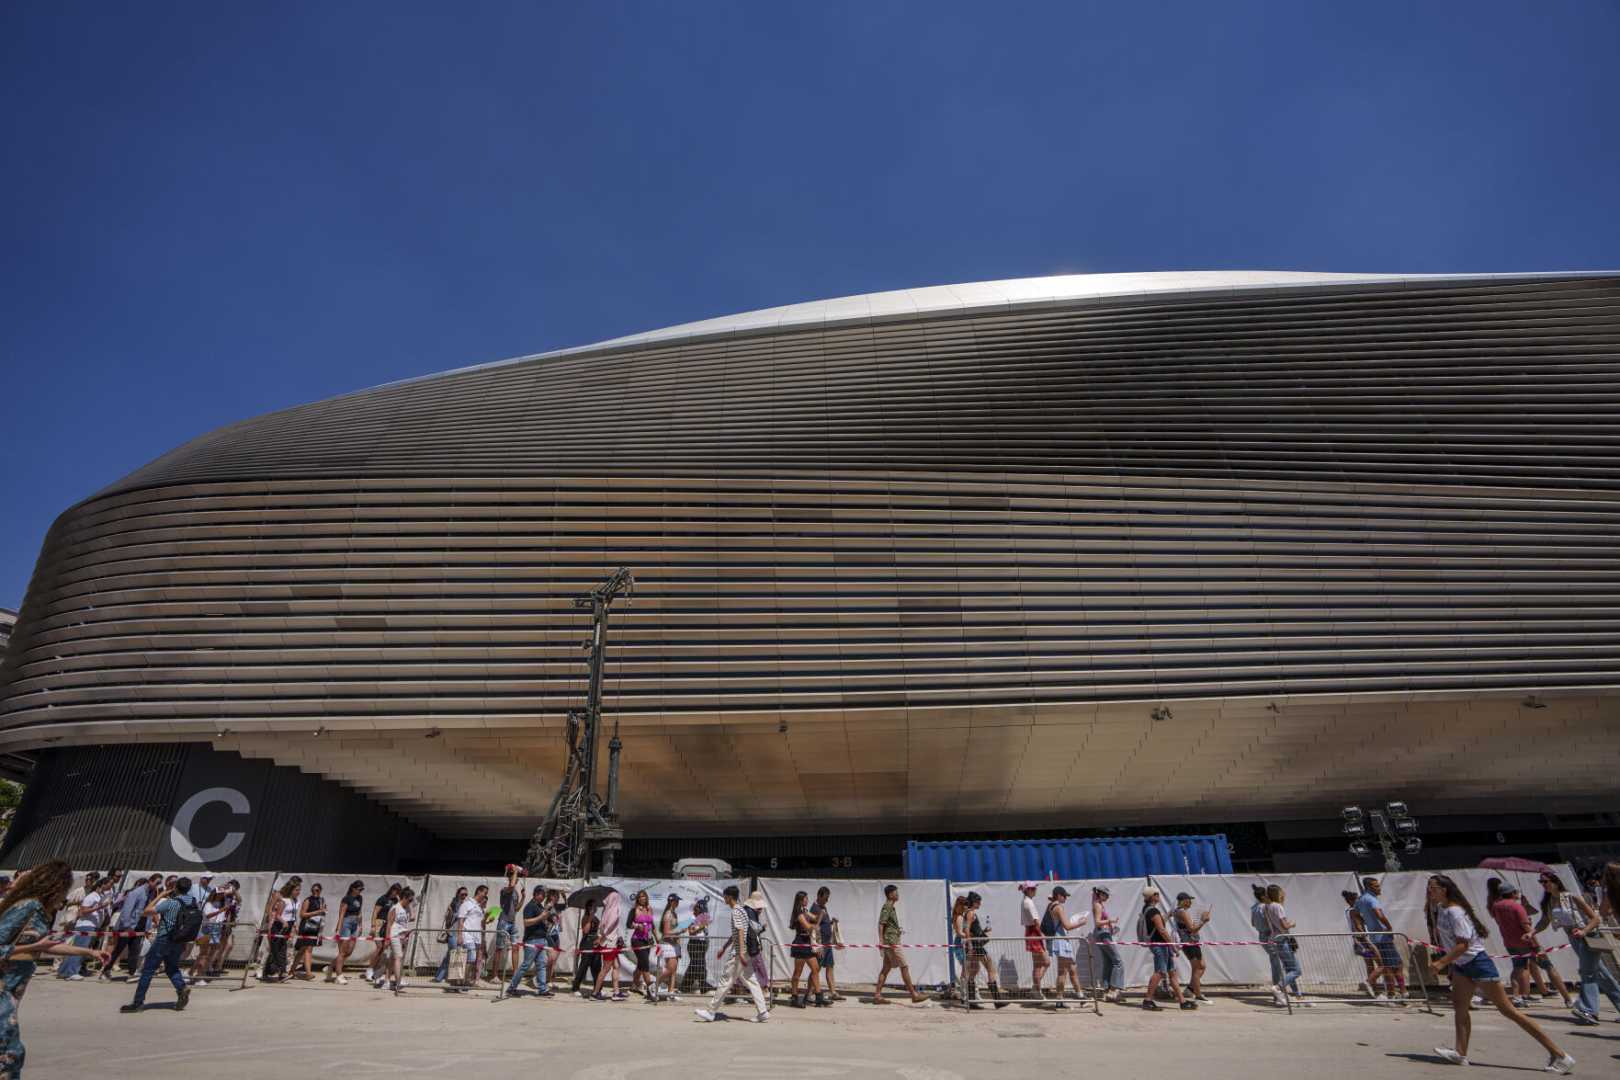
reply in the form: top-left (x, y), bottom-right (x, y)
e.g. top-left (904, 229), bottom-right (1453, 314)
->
top-left (170, 787), bottom-right (251, 863)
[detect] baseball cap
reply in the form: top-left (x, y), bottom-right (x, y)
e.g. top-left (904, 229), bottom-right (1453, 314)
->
top-left (1018, 880), bottom-right (1038, 891)
top-left (1176, 891), bottom-right (1194, 902)
top-left (1092, 885), bottom-right (1110, 897)
top-left (1050, 886), bottom-right (1069, 899)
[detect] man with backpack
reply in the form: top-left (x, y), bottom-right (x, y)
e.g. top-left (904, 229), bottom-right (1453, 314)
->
top-left (694, 885), bottom-right (769, 1023)
top-left (120, 876), bottom-right (201, 1013)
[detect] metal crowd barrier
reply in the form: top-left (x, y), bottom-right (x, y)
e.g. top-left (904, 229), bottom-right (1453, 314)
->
top-left (952, 937), bottom-right (1101, 1011)
top-left (1277, 932), bottom-right (1436, 1013)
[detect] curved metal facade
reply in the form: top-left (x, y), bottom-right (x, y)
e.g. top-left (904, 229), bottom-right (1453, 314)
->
top-left (4, 273), bottom-right (1619, 837)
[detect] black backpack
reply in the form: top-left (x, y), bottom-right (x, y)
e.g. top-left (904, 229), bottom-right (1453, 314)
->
top-left (745, 910), bottom-right (762, 957)
top-left (170, 898), bottom-right (204, 944)
top-left (1040, 902), bottom-right (1059, 938)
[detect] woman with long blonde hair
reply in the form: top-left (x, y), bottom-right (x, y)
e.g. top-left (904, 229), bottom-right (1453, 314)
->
top-left (0, 860), bottom-right (112, 1077)
top-left (1262, 883), bottom-right (1307, 1007)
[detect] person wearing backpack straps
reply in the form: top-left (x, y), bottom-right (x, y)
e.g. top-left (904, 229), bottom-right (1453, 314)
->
top-left (1139, 886), bottom-right (1193, 1012)
top-left (1042, 886), bottom-right (1090, 1007)
top-left (120, 876), bottom-right (200, 1013)
top-left (694, 885), bottom-right (769, 1023)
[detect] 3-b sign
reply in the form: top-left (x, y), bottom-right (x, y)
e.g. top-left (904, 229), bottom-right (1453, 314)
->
top-left (170, 786), bottom-right (251, 863)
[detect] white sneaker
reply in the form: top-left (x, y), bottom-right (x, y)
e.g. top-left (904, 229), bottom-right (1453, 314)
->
top-left (334, 975), bottom-right (349, 985)
top-left (1293, 996), bottom-right (1313, 1008)
top-left (1570, 1007), bottom-right (1598, 1025)
top-left (364, 968), bottom-right (374, 981)
top-left (1360, 980), bottom-right (1377, 999)
top-left (191, 978), bottom-right (208, 987)
top-left (66, 974), bottom-right (85, 982)
top-left (694, 1008), bottom-right (716, 1022)
top-left (1510, 995), bottom-right (1527, 1007)
top-left (667, 992), bottom-right (680, 1002)
top-left (1434, 1047), bottom-right (1470, 1066)
top-left (752, 1010), bottom-right (769, 1023)
top-left (1271, 986), bottom-right (1288, 1006)
top-left (1544, 1054), bottom-right (1574, 1074)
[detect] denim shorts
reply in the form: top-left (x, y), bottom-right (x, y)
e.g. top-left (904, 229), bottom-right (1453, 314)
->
top-left (495, 920), bottom-right (515, 949)
top-left (201, 922), bottom-right (225, 944)
top-left (1374, 940), bottom-right (1402, 969)
top-left (1152, 945), bottom-right (1178, 974)
top-left (1452, 952), bottom-right (1500, 982)
top-left (340, 915), bottom-right (362, 940)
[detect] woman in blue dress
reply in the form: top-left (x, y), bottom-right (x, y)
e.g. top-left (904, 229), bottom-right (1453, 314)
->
top-left (0, 860), bottom-right (110, 1078)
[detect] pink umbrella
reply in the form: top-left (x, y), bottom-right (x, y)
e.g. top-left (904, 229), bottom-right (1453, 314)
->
top-left (1478, 856), bottom-right (1554, 874)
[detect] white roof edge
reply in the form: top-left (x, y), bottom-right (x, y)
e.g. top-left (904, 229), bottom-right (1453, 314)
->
top-left (379, 270), bottom-right (1614, 392)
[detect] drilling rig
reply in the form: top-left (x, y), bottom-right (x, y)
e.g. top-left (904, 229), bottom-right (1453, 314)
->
top-left (523, 566), bottom-right (634, 877)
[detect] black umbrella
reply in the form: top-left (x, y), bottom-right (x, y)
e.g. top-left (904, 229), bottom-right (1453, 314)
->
top-left (566, 884), bottom-right (615, 909)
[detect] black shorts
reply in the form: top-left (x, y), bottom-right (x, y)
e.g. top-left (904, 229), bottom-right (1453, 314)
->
top-left (791, 943), bottom-right (817, 960)
top-left (1182, 944), bottom-right (1203, 962)
top-left (633, 945), bottom-right (651, 973)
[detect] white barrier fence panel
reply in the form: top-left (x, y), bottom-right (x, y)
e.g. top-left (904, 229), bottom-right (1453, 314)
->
top-left (760, 878), bottom-right (951, 988)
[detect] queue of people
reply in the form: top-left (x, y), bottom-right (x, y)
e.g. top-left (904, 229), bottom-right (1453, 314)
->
top-left (12, 857), bottom-right (1619, 1076)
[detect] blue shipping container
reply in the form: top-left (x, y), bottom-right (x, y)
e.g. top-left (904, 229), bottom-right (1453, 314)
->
top-left (904, 835), bottom-right (1233, 881)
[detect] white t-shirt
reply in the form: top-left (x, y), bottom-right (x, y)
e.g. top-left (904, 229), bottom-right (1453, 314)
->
top-left (389, 904), bottom-right (414, 941)
top-left (73, 890), bottom-right (104, 932)
top-left (458, 898), bottom-right (485, 942)
top-left (203, 899), bottom-right (227, 926)
top-left (279, 897), bottom-right (297, 923)
top-left (1434, 904), bottom-right (1486, 960)
top-left (1021, 895), bottom-right (1040, 928)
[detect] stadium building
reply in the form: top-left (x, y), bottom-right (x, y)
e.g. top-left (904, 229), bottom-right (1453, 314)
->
top-left (4, 271), bottom-right (1619, 873)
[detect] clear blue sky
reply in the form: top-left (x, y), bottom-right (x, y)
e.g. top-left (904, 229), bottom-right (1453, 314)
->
top-left (4, 1), bottom-right (1617, 609)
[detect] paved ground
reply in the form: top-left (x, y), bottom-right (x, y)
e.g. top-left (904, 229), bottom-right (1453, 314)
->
top-left (24, 977), bottom-right (1619, 1079)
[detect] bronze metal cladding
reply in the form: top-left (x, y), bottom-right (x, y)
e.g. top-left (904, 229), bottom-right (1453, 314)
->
top-left (4, 274), bottom-right (1620, 838)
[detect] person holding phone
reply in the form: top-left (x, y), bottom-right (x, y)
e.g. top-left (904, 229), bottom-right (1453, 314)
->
top-left (1042, 886), bottom-right (1090, 1007)
top-left (1090, 886), bottom-right (1124, 1003)
top-left (1173, 892), bottom-right (1212, 1004)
